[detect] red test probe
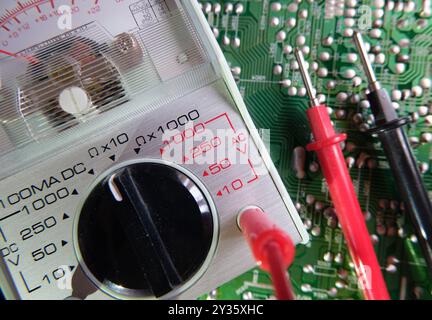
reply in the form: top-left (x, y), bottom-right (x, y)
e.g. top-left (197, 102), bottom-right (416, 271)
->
top-left (294, 49), bottom-right (390, 300)
top-left (238, 206), bottom-right (296, 300)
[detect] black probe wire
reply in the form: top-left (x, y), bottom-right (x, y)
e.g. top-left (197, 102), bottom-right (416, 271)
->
top-left (354, 32), bottom-right (432, 275)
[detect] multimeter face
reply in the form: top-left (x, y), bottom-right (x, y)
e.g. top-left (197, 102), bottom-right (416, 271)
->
top-left (0, 0), bottom-right (306, 300)
top-left (1, 0), bottom-right (154, 53)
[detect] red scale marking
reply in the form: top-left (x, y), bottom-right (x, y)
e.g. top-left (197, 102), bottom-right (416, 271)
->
top-left (199, 113), bottom-right (260, 197)
top-left (157, 112), bottom-right (260, 198)
top-left (204, 113), bottom-right (236, 133)
top-left (1, 0), bottom-right (48, 28)
top-left (236, 144), bottom-right (247, 154)
top-left (0, 0), bottom-right (85, 27)
top-left (247, 159), bottom-right (259, 184)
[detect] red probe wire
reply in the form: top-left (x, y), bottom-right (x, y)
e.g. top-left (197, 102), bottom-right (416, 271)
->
top-left (265, 241), bottom-right (296, 300)
top-left (238, 206), bottom-right (296, 300)
top-left (295, 49), bottom-right (389, 300)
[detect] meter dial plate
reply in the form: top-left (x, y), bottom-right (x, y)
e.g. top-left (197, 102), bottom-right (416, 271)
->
top-left (0, 82), bottom-right (304, 299)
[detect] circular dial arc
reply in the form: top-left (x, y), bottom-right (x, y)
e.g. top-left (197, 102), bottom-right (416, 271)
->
top-left (0, 0), bottom-right (138, 53)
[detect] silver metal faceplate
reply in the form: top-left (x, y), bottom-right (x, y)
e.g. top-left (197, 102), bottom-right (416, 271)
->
top-left (0, 81), bottom-right (305, 300)
top-left (0, 0), bottom-right (307, 300)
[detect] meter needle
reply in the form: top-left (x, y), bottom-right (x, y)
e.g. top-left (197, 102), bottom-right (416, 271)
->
top-left (0, 49), bottom-right (38, 64)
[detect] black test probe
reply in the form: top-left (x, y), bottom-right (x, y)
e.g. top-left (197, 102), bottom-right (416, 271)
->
top-left (354, 32), bottom-right (432, 274)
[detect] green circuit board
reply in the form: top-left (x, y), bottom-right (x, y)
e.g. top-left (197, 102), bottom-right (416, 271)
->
top-left (198, 0), bottom-right (432, 300)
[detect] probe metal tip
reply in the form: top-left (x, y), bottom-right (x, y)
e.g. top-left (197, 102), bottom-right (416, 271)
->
top-left (294, 48), bottom-right (320, 107)
top-left (353, 31), bottom-right (381, 91)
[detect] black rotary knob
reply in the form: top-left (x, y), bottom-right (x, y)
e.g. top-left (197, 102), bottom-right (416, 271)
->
top-left (75, 161), bottom-right (216, 299)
